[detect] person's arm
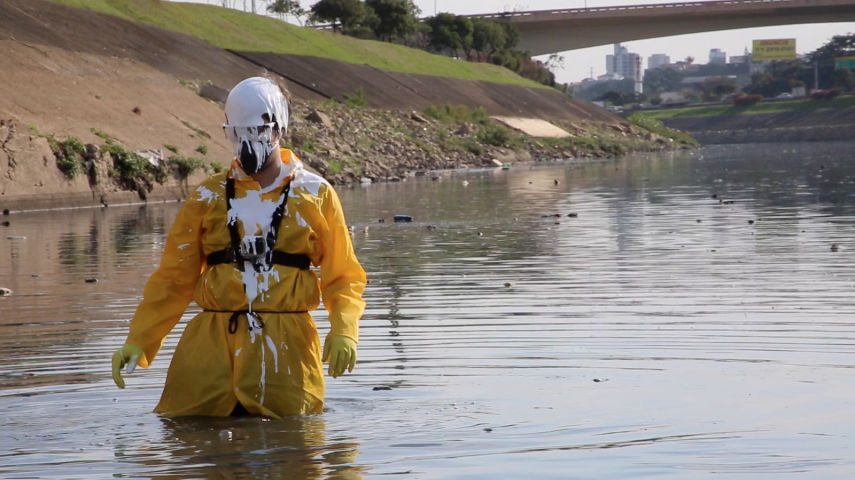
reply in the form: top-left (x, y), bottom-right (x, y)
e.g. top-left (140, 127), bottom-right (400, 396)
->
top-left (318, 185), bottom-right (366, 376)
top-left (117, 191), bottom-right (206, 376)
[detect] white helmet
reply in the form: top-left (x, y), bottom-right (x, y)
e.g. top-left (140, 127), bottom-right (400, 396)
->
top-left (223, 77), bottom-right (290, 173)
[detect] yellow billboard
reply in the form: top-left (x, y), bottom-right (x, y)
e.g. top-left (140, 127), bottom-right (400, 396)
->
top-left (752, 39), bottom-right (796, 61)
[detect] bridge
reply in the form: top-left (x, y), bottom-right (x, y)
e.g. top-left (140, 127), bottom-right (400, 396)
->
top-left (471, 0), bottom-right (855, 56)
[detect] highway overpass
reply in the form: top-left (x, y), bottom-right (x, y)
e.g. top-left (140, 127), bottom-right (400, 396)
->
top-left (471, 0), bottom-right (855, 56)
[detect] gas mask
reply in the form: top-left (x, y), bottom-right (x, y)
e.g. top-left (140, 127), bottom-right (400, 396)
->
top-left (223, 123), bottom-right (276, 174)
top-left (223, 77), bottom-right (289, 174)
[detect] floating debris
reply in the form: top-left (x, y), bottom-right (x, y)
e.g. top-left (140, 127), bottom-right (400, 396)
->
top-left (393, 215), bottom-right (412, 223)
top-left (1, 221), bottom-right (9, 227)
top-left (378, 218), bottom-right (385, 223)
top-left (504, 282), bottom-right (512, 288)
top-left (554, 179), bottom-right (559, 186)
top-left (6, 235), bottom-right (26, 240)
top-left (831, 243), bottom-right (841, 252)
top-left (567, 213), bottom-right (578, 218)
top-left (462, 180), bottom-right (469, 187)
top-left (373, 386), bottom-right (392, 391)
top-left (85, 278), bottom-right (98, 283)
top-left (2, 209), bottom-right (9, 215)
top-left (0, 287), bottom-right (12, 297)
top-left (748, 220), bottom-right (755, 225)
top-left (425, 225), bottom-right (437, 230)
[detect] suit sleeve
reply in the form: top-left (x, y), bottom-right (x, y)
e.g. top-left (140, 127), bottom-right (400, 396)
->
top-left (125, 195), bottom-right (205, 367)
top-left (318, 185), bottom-right (367, 343)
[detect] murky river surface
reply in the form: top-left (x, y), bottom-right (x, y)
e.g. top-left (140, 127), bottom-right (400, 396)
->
top-left (1, 141), bottom-right (854, 479)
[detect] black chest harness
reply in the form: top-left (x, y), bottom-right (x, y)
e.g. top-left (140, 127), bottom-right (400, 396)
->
top-left (206, 177), bottom-right (311, 272)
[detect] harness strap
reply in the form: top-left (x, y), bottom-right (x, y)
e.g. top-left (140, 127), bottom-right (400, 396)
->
top-left (203, 310), bottom-right (310, 334)
top-left (209, 176), bottom-right (311, 271)
top-left (207, 249), bottom-right (311, 270)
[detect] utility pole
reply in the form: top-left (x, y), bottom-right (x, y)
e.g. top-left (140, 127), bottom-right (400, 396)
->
top-left (252, 0), bottom-right (256, 14)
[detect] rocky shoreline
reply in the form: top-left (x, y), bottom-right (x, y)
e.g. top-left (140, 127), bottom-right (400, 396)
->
top-left (0, 98), bottom-right (693, 213)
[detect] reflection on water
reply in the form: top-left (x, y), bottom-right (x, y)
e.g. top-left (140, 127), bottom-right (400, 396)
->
top-left (1, 142), bottom-right (854, 479)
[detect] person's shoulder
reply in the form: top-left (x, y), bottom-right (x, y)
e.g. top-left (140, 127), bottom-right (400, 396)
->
top-left (188, 171), bottom-right (228, 206)
top-left (290, 162), bottom-right (332, 199)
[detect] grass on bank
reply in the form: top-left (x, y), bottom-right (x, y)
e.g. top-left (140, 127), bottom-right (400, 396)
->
top-left (46, 0), bottom-right (542, 88)
top-left (638, 94), bottom-right (855, 120)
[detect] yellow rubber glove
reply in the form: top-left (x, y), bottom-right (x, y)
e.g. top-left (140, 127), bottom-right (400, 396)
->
top-left (111, 344), bottom-right (143, 389)
top-left (322, 335), bottom-right (357, 378)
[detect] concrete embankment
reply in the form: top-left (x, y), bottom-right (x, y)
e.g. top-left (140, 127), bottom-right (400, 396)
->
top-left (659, 107), bottom-right (855, 144)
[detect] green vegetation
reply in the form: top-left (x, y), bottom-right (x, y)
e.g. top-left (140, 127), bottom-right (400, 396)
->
top-left (90, 127), bottom-right (115, 144)
top-left (168, 155), bottom-right (208, 178)
top-left (627, 113), bottom-right (698, 146)
top-left (195, 144), bottom-right (208, 155)
top-left (476, 123), bottom-right (512, 147)
top-left (341, 87), bottom-right (369, 108)
top-left (636, 94), bottom-right (855, 120)
top-left (328, 158), bottom-right (344, 175)
top-left (102, 144), bottom-right (166, 189)
top-left (46, 0), bottom-right (540, 88)
top-left (210, 161), bottom-right (225, 173)
top-left (164, 144), bottom-right (179, 153)
top-left (423, 104), bottom-right (489, 124)
top-left (30, 126), bottom-right (88, 178)
top-left (182, 120), bottom-right (211, 139)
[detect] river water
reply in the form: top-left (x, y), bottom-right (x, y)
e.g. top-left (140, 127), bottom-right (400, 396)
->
top-left (1, 141), bottom-right (854, 479)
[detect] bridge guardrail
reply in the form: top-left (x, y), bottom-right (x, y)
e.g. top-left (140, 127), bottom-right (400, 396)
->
top-left (469, 0), bottom-right (797, 20)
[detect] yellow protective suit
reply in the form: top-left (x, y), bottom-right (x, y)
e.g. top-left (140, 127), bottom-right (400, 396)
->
top-left (125, 149), bottom-right (366, 418)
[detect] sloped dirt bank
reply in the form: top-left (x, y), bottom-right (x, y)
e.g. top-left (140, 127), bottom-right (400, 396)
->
top-left (0, 0), bottom-right (689, 213)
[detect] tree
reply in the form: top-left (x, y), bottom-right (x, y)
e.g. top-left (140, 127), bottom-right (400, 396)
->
top-left (808, 33), bottom-right (855, 89)
top-left (643, 67), bottom-right (682, 96)
top-left (699, 76), bottom-right (738, 101)
top-left (497, 20), bottom-right (519, 50)
top-left (267, 0), bottom-right (307, 24)
top-left (470, 18), bottom-right (506, 61)
top-left (310, 0), bottom-right (368, 33)
top-left (426, 13), bottom-right (473, 58)
top-left (596, 90), bottom-right (630, 106)
top-left (365, 0), bottom-right (419, 41)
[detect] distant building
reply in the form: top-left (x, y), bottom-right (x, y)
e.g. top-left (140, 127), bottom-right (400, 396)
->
top-left (709, 48), bottom-right (727, 65)
top-left (647, 53), bottom-right (670, 70)
top-left (606, 43), bottom-right (642, 94)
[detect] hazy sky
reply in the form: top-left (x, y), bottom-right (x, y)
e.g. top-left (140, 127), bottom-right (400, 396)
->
top-left (178, 0), bottom-right (855, 83)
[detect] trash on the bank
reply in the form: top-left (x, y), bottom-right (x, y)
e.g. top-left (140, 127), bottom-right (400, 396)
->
top-left (393, 215), bottom-right (412, 223)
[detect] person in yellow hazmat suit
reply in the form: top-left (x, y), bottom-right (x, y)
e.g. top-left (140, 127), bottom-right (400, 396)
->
top-left (110, 76), bottom-right (366, 418)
